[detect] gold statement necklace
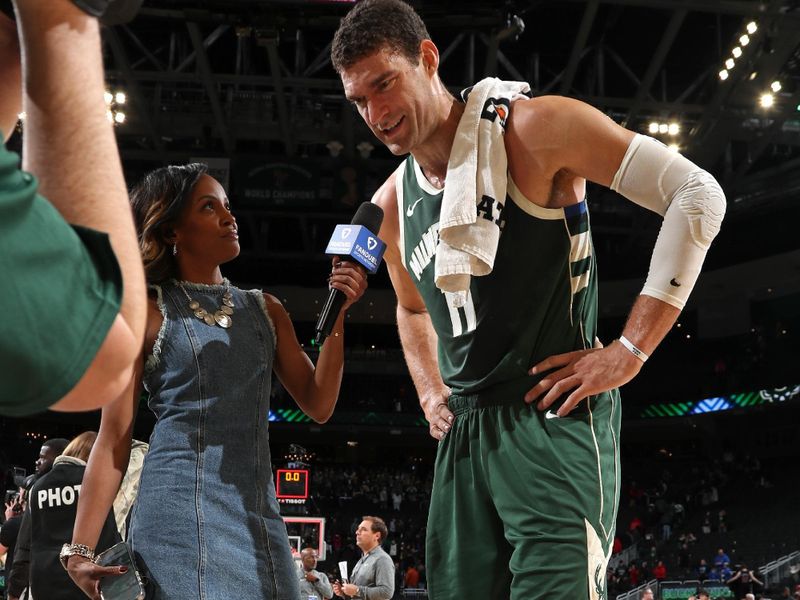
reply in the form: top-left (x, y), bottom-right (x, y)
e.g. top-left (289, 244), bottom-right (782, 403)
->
top-left (177, 281), bottom-right (234, 328)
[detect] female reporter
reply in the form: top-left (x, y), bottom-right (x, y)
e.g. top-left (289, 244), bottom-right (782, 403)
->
top-left (65, 164), bottom-right (367, 600)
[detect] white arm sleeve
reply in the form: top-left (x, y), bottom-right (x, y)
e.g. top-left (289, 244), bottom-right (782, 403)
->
top-left (610, 134), bottom-right (726, 309)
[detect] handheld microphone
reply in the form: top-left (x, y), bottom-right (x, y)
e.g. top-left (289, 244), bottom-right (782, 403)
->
top-left (314, 202), bottom-right (385, 345)
top-left (72, 0), bottom-right (144, 25)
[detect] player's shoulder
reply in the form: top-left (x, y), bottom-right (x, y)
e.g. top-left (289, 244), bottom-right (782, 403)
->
top-left (514, 95), bottom-right (612, 132)
top-left (371, 162), bottom-right (404, 211)
top-left (370, 162), bottom-right (407, 246)
top-left (511, 95), bottom-right (587, 127)
top-left (509, 95), bottom-right (610, 160)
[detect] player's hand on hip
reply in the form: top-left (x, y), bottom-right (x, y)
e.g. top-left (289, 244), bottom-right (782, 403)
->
top-left (420, 388), bottom-right (453, 441)
top-left (524, 342), bottom-right (641, 416)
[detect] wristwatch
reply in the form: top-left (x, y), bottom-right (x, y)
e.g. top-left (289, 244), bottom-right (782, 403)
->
top-left (59, 543), bottom-right (95, 570)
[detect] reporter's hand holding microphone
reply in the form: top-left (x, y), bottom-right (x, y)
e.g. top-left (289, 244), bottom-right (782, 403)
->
top-left (315, 202), bottom-right (386, 345)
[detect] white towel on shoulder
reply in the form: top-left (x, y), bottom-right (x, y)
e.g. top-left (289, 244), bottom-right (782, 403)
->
top-left (434, 77), bottom-right (532, 308)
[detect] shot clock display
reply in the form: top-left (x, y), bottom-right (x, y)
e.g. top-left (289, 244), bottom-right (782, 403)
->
top-left (276, 468), bottom-right (309, 501)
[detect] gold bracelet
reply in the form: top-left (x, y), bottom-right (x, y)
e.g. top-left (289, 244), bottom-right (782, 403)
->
top-left (59, 543), bottom-right (95, 570)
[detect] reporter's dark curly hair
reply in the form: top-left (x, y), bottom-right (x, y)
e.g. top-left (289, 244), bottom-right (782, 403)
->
top-left (130, 163), bottom-right (208, 284)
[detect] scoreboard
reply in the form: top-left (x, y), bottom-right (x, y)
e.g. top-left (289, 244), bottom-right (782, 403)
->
top-left (276, 468), bottom-right (309, 504)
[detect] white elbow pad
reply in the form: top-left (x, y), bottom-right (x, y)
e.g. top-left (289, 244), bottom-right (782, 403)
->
top-left (610, 134), bottom-right (726, 309)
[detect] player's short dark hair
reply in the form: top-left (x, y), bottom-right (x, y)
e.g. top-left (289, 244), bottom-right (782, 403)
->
top-left (362, 515), bottom-right (388, 543)
top-left (331, 0), bottom-right (430, 73)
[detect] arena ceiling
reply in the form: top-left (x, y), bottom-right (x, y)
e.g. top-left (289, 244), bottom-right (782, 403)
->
top-left (98, 0), bottom-right (800, 289)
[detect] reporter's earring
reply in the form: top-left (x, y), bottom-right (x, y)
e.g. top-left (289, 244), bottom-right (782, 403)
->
top-left (173, 243), bottom-right (178, 256)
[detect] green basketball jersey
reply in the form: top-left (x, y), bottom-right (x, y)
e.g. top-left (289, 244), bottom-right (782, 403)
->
top-left (397, 154), bottom-right (600, 395)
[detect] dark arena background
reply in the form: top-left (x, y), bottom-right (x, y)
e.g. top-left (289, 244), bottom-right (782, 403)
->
top-left (2, 1), bottom-right (800, 599)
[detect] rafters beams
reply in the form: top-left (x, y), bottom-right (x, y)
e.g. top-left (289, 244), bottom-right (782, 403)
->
top-left (690, 0), bottom-right (799, 168)
top-left (555, 0), bottom-right (800, 20)
top-left (104, 28), bottom-right (166, 160)
top-left (264, 38), bottom-right (296, 157)
top-left (622, 8), bottom-right (687, 128)
top-left (186, 21), bottom-right (235, 155)
top-left (176, 24), bottom-right (230, 73)
top-left (560, 0), bottom-right (599, 95)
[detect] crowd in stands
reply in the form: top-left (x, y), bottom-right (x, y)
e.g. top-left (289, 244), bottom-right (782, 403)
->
top-left (278, 446), bottom-right (799, 599)
top-left (3, 404), bottom-right (798, 599)
top-left (605, 449), bottom-right (800, 599)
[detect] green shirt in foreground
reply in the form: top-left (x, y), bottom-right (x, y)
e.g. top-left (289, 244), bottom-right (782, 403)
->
top-left (0, 135), bottom-right (122, 415)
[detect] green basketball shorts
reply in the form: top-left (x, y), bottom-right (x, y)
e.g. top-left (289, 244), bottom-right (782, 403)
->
top-left (426, 377), bottom-right (621, 600)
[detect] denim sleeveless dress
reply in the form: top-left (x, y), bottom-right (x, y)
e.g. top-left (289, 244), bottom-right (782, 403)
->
top-left (128, 280), bottom-right (299, 600)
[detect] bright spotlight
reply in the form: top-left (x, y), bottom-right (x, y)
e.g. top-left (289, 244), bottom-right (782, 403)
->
top-left (658, 123), bottom-right (668, 134)
top-left (649, 122), bottom-right (659, 134)
top-left (759, 93), bottom-right (774, 108)
top-left (771, 81), bottom-right (782, 93)
top-left (104, 91), bottom-right (113, 105)
top-left (718, 69), bottom-right (729, 81)
top-left (668, 143), bottom-right (680, 152)
top-left (725, 58), bottom-right (735, 70)
top-left (114, 112), bottom-right (126, 124)
top-left (746, 21), bottom-right (757, 34)
top-left (732, 47), bottom-right (742, 58)
top-left (115, 92), bottom-right (127, 105)
top-left (668, 123), bottom-right (680, 136)
top-left (739, 34), bottom-right (750, 46)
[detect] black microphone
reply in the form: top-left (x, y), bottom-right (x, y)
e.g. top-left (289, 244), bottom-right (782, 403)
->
top-left (314, 202), bottom-right (385, 346)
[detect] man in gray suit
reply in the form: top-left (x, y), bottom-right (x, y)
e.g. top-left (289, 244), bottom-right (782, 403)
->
top-left (299, 547), bottom-right (333, 600)
top-left (333, 516), bottom-right (394, 600)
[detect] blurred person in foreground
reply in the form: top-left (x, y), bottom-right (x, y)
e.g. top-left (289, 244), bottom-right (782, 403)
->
top-left (0, 0), bottom-right (146, 415)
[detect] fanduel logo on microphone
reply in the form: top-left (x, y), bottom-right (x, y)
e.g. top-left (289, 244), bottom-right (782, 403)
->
top-left (325, 225), bottom-right (386, 274)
